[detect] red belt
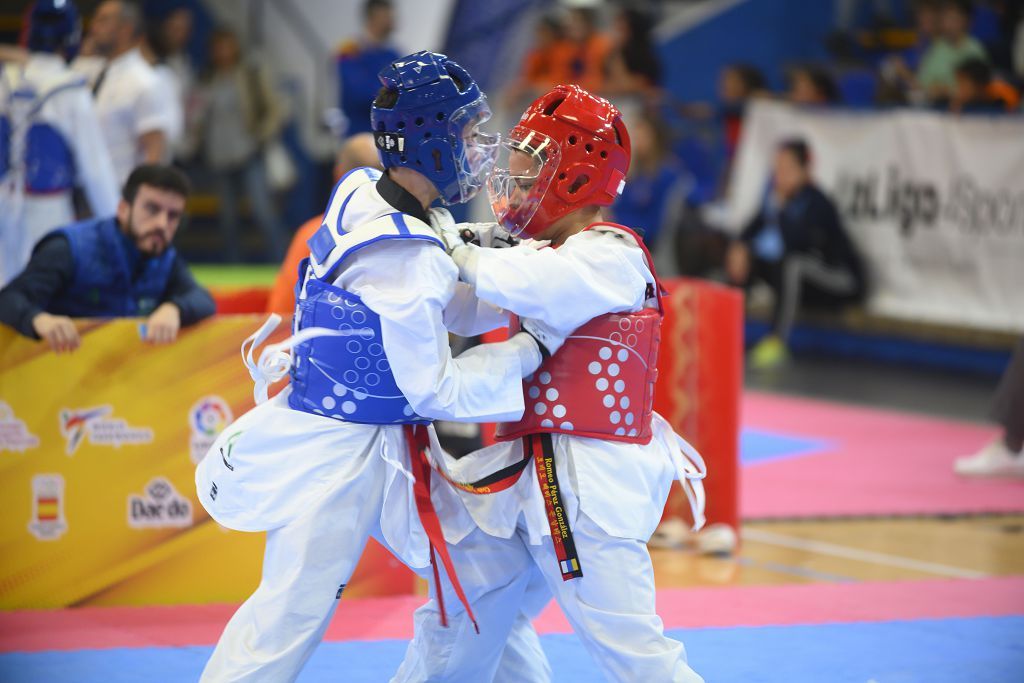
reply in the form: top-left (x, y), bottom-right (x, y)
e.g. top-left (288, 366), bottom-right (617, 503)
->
top-left (405, 424), bottom-right (479, 633)
top-left (430, 433), bottom-right (583, 582)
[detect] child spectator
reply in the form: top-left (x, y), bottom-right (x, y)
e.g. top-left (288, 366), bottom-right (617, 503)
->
top-left (952, 56), bottom-right (1019, 111)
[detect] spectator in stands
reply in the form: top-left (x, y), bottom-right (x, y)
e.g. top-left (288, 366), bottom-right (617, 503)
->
top-left (726, 139), bottom-right (866, 369)
top-left (675, 63), bottom-right (767, 164)
top-left (787, 65), bottom-right (842, 105)
top-left (878, 0), bottom-right (942, 105)
top-left (564, 4), bottom-right (611, 93)
top-left (190, 28), bottom-right (288, 263)
top-left (951, 56), bottom-right (1019, 111)
top-left (267, 133), bottom-right (381, 314)
top-left (502, 14), bottom-right (574, 108)
top-left (917, 0), bottom-right (988, 101)
top-left (956, 338), bottom-right (1024, 477)
top-left (610, 109), bottom-right (689, 252)
top-left (905, 0), bottom-right (944, 68)
top-left (76, 0), bottom-right (171, 185)
top-left (604, 7), bottom-right (662, 97)
top-left (0, 165), bottom-right (214, 353)
top-left (336, 0), bottom-right (400, 136)
top-left (1015, 10), bottom-right (1024, 80)
top-left (718, 63), bottom-right (767, 159)
top-left (158, 4), bottom-right (195, 104)
top-left (140, 17), bottom-right (184, 155)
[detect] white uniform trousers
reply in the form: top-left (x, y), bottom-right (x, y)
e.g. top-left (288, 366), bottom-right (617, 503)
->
top-left (392, 512), bottom-right (703, 683)
top-left (200, 435), bottom-right (389, 682)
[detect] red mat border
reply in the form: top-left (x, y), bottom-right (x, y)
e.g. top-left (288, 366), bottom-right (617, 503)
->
top-left (2, 577), bottom-right (1022, 653)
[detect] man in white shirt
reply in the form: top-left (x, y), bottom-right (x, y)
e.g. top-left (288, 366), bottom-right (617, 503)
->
top-left (0, 0), bottom-right (118, 285)
top-left (75, 0), bottom-right (169, 184)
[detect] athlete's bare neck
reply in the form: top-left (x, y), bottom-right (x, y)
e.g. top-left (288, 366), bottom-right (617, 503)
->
top-left (536, 206), bottom-right (603, 247)
top-left (388, 167), bottom-right (440, 212)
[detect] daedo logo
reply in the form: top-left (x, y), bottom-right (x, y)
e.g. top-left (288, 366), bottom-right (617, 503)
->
top-left (189, 396), bottom-right (233, 464)
top-left (127, 477), bottom-right (193, 529)
top-left (59, 405), bottom-right (153, 455)
top-left (0, 402), bottom-right (40, 453)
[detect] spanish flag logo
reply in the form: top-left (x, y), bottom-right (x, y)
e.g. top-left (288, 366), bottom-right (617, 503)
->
top-left (28, 474), bottom-right (67, 541)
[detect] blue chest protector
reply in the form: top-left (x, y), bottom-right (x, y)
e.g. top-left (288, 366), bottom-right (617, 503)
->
top-left (287, 259), bottom-right (427, 425)
top-left (286, 167), bottom-right (446, 425)
top-left (47, 217), bottom-right (176, 318)
top-left (1, 72), bottom-right (82, 193)
top-left (288, 240), bottom-right (443, 425)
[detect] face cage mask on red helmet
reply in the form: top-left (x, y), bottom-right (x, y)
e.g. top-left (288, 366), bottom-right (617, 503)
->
top-left (487, 129), bottom-right (562, 238)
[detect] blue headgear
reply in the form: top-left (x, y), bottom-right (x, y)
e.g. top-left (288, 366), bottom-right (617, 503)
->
top-left (371, 51), bottom-right (499, 206)
top-left (27, 0), bottom-right (82, 58)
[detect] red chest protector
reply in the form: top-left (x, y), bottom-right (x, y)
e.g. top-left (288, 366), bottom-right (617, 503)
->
top-left (495, 223), bottom-right (664, 445)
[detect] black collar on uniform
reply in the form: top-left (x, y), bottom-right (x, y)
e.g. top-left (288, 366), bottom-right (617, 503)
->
top-left (376, 171), bottom-right (430, 225)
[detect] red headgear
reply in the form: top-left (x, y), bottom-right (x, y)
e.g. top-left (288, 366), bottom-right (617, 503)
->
top-left (488, 84), bottom-right (631, 238)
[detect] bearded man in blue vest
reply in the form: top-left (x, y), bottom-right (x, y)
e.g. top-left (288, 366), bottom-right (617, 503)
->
top-left (0, 164), bottom-right (214, 352)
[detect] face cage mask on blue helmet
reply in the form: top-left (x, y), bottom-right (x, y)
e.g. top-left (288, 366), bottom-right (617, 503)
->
top-left (370, 52), bottom-right (499, 206)
top-left (445, 96), bottom-right (500, 205)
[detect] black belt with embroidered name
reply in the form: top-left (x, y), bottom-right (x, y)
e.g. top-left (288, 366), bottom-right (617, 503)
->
top-left (432, 432), bottom-right (584, 581)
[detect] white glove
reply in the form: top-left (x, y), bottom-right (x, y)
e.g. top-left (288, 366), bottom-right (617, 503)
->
top-left (427, 208), bottom-right (467, 255)
top-left (520, 317), bottom-right (566, 357)
top-left (507, 332), bottom-right (544, 377)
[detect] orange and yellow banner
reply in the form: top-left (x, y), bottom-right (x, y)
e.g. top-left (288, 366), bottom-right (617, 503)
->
top-left (0, 317), bottom-right (412, 609)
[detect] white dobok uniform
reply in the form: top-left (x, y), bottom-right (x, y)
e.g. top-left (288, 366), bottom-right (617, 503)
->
top-left (393, 226), bottom-right (707, 683)
top-left (0, 53), bottom-right (118, 285)
top-left (194, 169), bottom-right (550, 683)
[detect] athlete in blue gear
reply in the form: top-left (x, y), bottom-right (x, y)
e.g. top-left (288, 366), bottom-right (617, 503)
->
top-left (0, 0), bottom-right (118, 286)
top-left (195, 52), bottom-right (555, 683)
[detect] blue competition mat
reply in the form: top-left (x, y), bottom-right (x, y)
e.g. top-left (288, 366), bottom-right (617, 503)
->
top-left (3, 616), bottom-right (1021, 683)
top-left (740, 427), bottom-right (832, 465)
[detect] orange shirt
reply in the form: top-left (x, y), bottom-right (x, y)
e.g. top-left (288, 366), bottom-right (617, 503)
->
top-left (523, 40), bottom-right (576, 88)
top-left (567, 34), bottom-right (611, 93)
top-left (266, 214), bottom-right (323, 314)
top-left (988, 80), bottom-right (1020, 111)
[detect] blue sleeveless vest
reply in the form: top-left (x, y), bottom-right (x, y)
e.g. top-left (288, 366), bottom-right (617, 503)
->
top-left (48, 217), bottom-right (177, 318)
top-left (286, 167), bottom-right (445, 425)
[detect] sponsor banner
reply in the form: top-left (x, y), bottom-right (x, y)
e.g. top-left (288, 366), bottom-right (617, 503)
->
top-left (726, 100), bottom-right (1024, 332)
top-left (0, 318), bottom-right (415, 608)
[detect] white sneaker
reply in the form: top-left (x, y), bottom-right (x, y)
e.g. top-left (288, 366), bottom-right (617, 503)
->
top-left (693, 523), bottom-right (739, 555)
top-left (649, 517), bottom-right (692, 549)
top-left (649, 518), bottom-right (739, 555)
top-left (954, 439), bottom-right (1024, 478)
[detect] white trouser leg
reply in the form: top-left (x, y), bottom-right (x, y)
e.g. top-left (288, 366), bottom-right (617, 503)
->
top-left (391, 526), bottom-right (551, 683)
top-left (201, 453), bottom-right (388, 683)
top-left (492, 566), bottom-right (553, 683)
top-left (492, 607), bottom-right (553, 683)
top-left (524, 512), bottom-right (703, 683)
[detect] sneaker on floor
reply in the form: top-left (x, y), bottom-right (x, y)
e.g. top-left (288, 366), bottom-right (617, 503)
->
top-left (954, 438), bottom-right (1024, 478)
top-left (649, 517), bottom-right (692, 549)
top-left (749, 335), bottom-right (789, 370)
top-left (693, 523), bottom-right (739, 555)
